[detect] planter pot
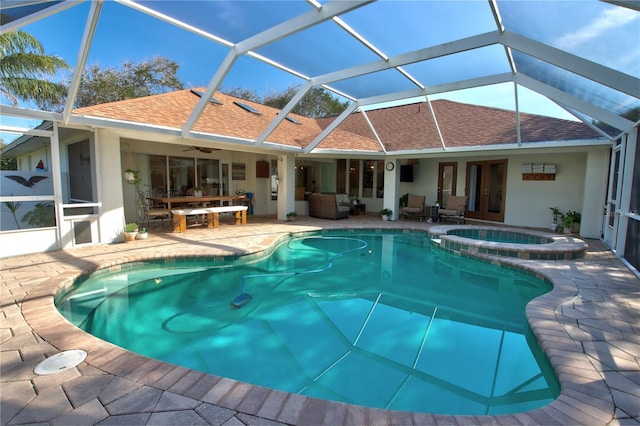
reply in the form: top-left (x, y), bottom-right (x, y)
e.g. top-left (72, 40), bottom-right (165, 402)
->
top-left (550, 223), bottom-right (558, 231)
top-left (124, 231), bottom-right (137, 241)
top-left (382, 215), bottom-right (389, 221)
top-left (136, 232), bottom-right (148, 240)
top-left (124, 171), bottom-right (135, 183)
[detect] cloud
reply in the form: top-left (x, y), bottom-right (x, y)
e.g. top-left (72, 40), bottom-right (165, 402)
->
top-left (556, 8), bottom-right (639, 50)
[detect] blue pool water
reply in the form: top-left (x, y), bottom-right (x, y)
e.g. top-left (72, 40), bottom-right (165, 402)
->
top-left (57, 231), bottom-right (559, 415)
top-left (447, 229), bottom-right (552, 244)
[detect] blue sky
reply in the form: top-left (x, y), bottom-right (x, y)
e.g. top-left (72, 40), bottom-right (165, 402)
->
top-left (5, 0), bottom-right (640, 131)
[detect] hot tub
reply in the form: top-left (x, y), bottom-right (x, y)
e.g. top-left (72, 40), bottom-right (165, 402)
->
top-left (429, 225), bottom-right (587, 260)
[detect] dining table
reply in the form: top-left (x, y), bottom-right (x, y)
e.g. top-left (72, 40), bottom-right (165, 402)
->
top-left (148, 195), bottom-right (246, 210)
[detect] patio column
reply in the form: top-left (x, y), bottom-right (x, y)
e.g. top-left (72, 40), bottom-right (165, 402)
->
top-left (96, 129), bottom-right (126, 242)
top-left (276, 153), bottom-right (295, 221)
top-left (581, 147), bottom-right (609, 239)
top-left (383, 158), bottom-right (399, 220)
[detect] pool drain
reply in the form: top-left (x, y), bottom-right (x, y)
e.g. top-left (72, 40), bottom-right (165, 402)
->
top-left (34, 349), bottom-right (87, 375)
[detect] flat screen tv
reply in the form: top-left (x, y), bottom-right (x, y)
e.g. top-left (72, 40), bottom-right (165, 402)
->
top-left (400, 165), bottom-right (413, 182)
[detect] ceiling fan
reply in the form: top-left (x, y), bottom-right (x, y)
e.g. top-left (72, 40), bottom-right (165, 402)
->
top-left (183, 146), bottom-right (219, 153)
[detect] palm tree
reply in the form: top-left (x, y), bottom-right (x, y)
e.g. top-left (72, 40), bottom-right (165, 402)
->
top-left (0, 30), bottom-right (70, 107)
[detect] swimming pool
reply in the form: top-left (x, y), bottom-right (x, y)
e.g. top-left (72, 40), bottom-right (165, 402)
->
top-left (56, 230), bottom-right (559, 415)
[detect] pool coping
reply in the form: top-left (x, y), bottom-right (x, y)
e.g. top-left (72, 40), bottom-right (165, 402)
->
top-left (13, 221), bottom-right (639, 424)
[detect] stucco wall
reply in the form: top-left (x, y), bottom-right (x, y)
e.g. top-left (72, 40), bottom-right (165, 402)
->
top-left (396, 147), bottom-right (609, 236)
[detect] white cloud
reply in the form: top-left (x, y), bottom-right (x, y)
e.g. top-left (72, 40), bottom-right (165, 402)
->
top-left (556, 8), bottom-right (639, 50)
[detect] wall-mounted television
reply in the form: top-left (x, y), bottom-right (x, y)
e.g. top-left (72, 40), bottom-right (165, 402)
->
top-left (400, 165), bottom-right (414, 182)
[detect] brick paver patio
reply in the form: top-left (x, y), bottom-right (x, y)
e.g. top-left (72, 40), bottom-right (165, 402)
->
top-left (1, 215), bottom-right (639, 425)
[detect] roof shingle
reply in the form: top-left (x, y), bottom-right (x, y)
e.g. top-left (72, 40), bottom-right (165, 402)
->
top-left (74, 90), bottom-right (602, 153)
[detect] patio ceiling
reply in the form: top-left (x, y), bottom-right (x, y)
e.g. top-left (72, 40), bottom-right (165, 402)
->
top-left (1, 0), bottom-right (639, 154)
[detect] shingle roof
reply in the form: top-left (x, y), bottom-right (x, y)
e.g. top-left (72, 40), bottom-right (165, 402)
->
top-left (74, 89), bottom-right (602, 153)
top-left (322, 100), bottom-right (602, 152)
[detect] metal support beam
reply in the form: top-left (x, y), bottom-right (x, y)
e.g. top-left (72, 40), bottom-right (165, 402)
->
top-left (304, 102), bottom-right (359, 153)
top-left (357, 73), bottom-right (513, 108)
top-left (425, 96), bottom-right (447, 150)
top-left (501, 31), bottom-right (639, 99)
top-left (0, 1), bottom-right (79, 35)
top-left (313, 31), bottom-right (501, 87)
top-left (516, 74), bottom-right (635, 133)
top-left (361, 110), bottom-right (386, 153)
top-left (181, 49), bottom-right (237, 138)
top-left (181, 0), bottom-right (372, 139)
top-left (255, 81), bottom-right (313, 146)
top-left (235, 1), bottom-right (374, 55)
top-left (63, 0), bottom-right (103, 124)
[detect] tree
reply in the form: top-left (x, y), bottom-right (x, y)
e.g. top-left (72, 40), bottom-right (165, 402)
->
top-left (1, 142), bottom-right (17, 170)
top-left (75, 56), bottom-right (184, 107)
top-left (0, 30), bottom-right (70, 107)
top-left (222, 87), bottom-right (261, 103)
top-left (223, 84), bottom-right (349, 118)
top-left (263, 85), bottom-right (348, 118)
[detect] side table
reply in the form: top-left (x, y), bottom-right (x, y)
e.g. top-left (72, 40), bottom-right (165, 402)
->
top-left (429, 205), bottom-right (440, 222)
top-left (353, 203), bottom-right (366, 216)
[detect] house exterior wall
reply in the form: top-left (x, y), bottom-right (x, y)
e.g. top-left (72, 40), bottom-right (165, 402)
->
top-left (98, 129), bottom-right (126, 243)
top-left (390, 146), bottom-right (608, 237)
top-left (2, 124), bottom-right (611, 256)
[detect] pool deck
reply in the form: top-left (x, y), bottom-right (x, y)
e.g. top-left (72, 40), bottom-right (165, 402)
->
top-left (1, 215), bottom-right (639, 425)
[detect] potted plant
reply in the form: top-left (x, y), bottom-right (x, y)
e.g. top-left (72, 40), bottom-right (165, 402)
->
top-left (124, 168), bottom-right (139, 183)
top-left (124, 169), bottom-right (146, 219)
top-left (124, 222), bottom-right (139, 241)
top-left (567, 210), bottom-right (581, 233)
top-left (136, 227), bottom-right (148, 240)
top-left (399, 193), bottom-right (408, 209)
top-left (191, 186), bottom-right (204, 197)
top-left (562, 211), bottom-right (575, 234)
top-left (549, 206), bottom-right (562, 231)
top-left (379, 208), bottom-right (393, 220)
top-left (286, 211), bottom-right (297, 221)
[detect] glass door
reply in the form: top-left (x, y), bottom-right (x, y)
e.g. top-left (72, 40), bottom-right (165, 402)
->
top-left (220, 162), bottom-right (229, 196)
top-left (465, 159), bottom-right (507, 222)
top-left (603, 140), bottom-right (623, 249)
top-left (438, 162), bottom-right (457, 206)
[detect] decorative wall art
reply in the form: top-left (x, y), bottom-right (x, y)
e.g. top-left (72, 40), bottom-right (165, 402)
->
top-left (232, 163), bottom-right (246, 180)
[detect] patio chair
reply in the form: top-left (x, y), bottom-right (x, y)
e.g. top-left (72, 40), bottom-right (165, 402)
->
top-left (439, 195), bottom-right (467, 224)
top-left (400, 194), bottom-right (426, 221)
top-left (143, 198), bottom-right (171, 229)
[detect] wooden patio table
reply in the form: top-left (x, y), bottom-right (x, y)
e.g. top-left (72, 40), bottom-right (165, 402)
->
top-left (148, 195), bottom-right (245, 210)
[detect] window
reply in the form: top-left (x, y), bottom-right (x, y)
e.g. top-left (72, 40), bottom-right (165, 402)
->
top-left (168, 156), bottom-right (195, 196)
top-left (197, 158), bottom-right (220, 195)
top-left (150, 155), bottom-right (167, 196)
top-left (363, 160), bottom-right (384, 198)
top-left (349, 160), bottom-right (360, 198)
top-left (363, 160), bottom-right (375, 198)
top-left (336, 159), bottom-right (347, 193)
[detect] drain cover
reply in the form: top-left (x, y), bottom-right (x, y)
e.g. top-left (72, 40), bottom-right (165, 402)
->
top-left (34, 349), bottom-right (87, 375)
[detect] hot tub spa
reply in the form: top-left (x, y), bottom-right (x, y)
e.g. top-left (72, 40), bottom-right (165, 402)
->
top-left (429, 225), bottom-right (587, 260)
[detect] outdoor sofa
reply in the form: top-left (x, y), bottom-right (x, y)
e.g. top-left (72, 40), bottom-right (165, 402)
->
top-left (308, 193), bottom-right (350, 220)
